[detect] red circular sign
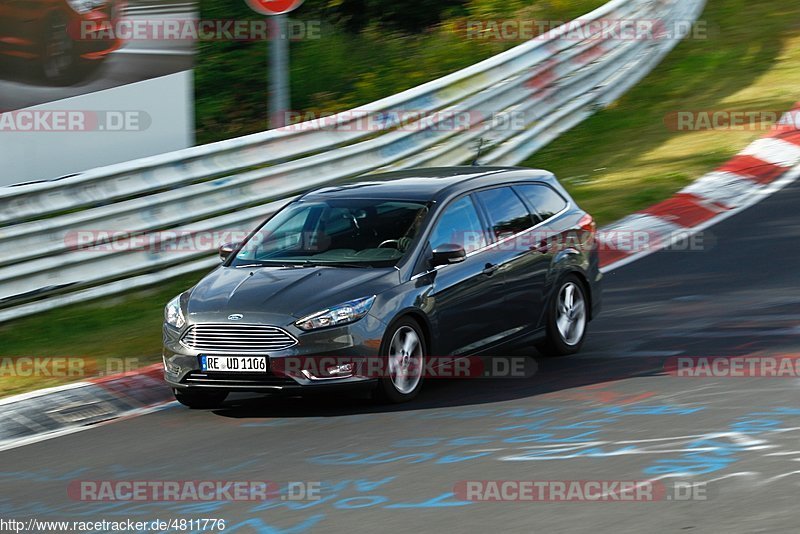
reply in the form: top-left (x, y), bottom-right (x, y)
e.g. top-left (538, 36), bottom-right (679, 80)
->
top-left (246, 0), bottom-right (304, 15)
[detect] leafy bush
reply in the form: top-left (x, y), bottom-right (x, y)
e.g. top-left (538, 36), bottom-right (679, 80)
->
top-left (195, 0), bottom-right (603, 143)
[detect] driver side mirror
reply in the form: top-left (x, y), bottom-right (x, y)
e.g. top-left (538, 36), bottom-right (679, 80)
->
top-left (431, 244), bottom-right (466, 267)
top-left (219, 242), bottom-right (239, 262)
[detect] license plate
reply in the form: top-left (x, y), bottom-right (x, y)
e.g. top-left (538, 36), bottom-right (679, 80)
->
top-left (201, 355), bottom-right (268, 373)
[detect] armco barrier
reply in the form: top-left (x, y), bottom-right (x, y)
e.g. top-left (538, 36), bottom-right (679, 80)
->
top-left (0, 0), bottom-right (705, 322)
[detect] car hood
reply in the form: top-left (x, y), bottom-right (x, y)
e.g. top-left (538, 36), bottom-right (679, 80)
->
top-left (187, 265), bottom-right (399, 318)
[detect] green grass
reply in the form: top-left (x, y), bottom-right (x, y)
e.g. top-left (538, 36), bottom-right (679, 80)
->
top-left (0, 274), bottom-right (203, 397)
top-left (523, 0), bottom-right (800, 225)
top-left (2, 0), bottom-right (800, 397)
top-left (196, 0), bottom-right (605, 143)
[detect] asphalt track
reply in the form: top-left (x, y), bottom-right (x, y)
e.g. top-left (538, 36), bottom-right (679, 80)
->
top-left (1, 178), bottom-right (799, 533)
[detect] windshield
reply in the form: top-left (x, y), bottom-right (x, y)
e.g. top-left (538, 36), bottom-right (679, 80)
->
top-left (231, 198), bottom-right (430, 268)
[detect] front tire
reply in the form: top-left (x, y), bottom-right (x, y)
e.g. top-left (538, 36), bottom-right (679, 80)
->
top-left (174, 389), bottom-right (228, 409)
top-left (536, 275), bottom-right (588, 356)
top-left (41, 15), bottom-right (77, 84)
top-left (374, 317), bottom-right (426, 403)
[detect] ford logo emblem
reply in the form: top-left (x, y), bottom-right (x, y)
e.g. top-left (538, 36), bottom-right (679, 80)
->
top-left (227, 314), bottom-right (244, 321)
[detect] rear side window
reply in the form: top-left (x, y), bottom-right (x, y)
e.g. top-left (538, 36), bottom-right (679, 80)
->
top-left (474, 187), bottom-right (533, 240)
top-left (514, 184), bottom-right (568, 223)
top-left (429, 196), bottom-right (487, 254)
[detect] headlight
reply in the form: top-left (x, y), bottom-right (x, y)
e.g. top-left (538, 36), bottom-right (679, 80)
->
top-left (295, 296), bottom-right (376, 331)
top-left (165, 294), bottom-right (186, 329)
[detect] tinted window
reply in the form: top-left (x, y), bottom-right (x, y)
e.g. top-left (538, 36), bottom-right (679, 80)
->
top-left (233, 199), bottom-right (429, 267)
top-left (515, 184), bottom-right (567, 223)
top-left (429, 196), bottom-right (487, 254)
top-left (475, 187), bottom-right (533, 240)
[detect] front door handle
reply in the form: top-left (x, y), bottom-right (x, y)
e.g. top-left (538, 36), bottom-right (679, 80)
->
top-left (482, 263), bottom-right (498, 276)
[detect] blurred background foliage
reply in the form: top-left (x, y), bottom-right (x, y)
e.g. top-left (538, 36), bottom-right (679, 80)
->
top-left (195, 0), bottom-right (602, 143)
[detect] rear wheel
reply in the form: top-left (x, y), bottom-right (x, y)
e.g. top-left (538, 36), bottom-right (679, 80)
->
top-left (174, 389), bottom-right (228, 409)
top-left (536, 275), bottom-right (588, 356)
top-left (374, 317), bottom-right (426, 403)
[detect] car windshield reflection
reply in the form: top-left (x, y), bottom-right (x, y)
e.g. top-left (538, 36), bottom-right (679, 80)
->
top-left (231, 199), bottom-right (430, 268)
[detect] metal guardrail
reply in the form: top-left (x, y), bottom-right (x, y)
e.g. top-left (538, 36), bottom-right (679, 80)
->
top-left (0, 0), bottom-right (705, 322)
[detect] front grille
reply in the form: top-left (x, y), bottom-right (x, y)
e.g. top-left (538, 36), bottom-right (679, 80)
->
top-left (180, 324), bottom-right (298, 353)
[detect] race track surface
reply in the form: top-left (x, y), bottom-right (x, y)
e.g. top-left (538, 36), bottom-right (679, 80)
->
top-left (1, 179), bottom-right (799, 533)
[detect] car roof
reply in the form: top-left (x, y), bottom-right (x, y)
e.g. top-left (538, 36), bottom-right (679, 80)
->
top-left (299, 166), bottom-right (556, 203)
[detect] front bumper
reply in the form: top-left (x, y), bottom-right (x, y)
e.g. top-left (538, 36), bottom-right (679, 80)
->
top-left (163, 313), bottom-right (386, 393)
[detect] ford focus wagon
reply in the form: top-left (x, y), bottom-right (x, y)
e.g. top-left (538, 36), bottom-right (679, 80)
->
top-left (163, 167), bottom-right (602, 408)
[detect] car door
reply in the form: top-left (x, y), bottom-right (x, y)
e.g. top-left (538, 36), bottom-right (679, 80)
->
top-left (473, 185), bottom-right (549, 337)
top-left (426, 194), bottom-right (504, 356)
top-left (513, 183), bottom-right (570, 327)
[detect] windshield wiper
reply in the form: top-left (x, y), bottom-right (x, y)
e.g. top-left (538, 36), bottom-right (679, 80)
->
top-left (305, 261), bottom-right (372, 268)
top-left (234, 262), bottom-right (303, 269)
top-left (236, 260), bottom-right (373, 269)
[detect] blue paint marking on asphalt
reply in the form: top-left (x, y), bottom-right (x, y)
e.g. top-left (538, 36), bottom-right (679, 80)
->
top-left (305, 404), bottom-right (714, 466)
top-left (308, 452), bottom-right (436, 465)
top-left (436, 452), bottom-right (494, 463)
top-left (393, 436), bottom-right (495, 447)
top-left (495, 418), bottom-right (557, 431)
top-left (502, 431), bottom-right (600, 444)
top-left (0, 474), bottom-right (468, 534)
top-left (642, 411), bottom-right (790, 476)
top-left (333, 496), bottom-right (389, 509)
top-left (4, 405), bottom-right (799, 533)
top-left (503, 445), bottom-right (640, 460)
top-left (591, 405), bottom-right (705, 415)
top-left (223, 515), bottom-right (326, 533)
top-left (549, 418), bottom-right (620, 430)
top-left (383, 492), bottom-right (472, 508)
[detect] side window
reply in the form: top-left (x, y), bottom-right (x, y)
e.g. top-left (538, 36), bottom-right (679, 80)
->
top-left (429, 196), bottom-right (487, 254)
top-left (474, 187), bottom-right (533, 240)
top-left (514, 184), bottom-right (568, 223)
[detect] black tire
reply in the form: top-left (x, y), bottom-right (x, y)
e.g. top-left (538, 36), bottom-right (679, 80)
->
top-left (374, 317), bottom-right (426, 403)
top-left (40, 15), bottom-right (79, 85)
top-left (536, 274), bottom-right (588, 357)
top-left (174, 389), bottom-right (228, 409)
